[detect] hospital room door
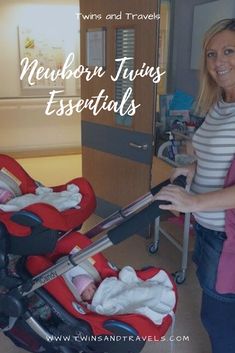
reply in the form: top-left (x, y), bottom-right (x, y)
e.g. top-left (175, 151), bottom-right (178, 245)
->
top-left (80, 0), bottom-right (160, 217)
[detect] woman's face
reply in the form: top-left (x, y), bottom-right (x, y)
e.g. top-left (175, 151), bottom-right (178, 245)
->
top-left (206, 29), bottom-right (235, 101)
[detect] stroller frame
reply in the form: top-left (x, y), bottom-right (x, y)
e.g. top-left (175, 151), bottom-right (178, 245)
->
top-left (0, 176), bottom-right (186, 353)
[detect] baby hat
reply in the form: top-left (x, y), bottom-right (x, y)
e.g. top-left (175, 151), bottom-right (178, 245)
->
top-left (0, 187), bottom-right (14, 204)
top-left (72, 274), bottom-right (94, 295)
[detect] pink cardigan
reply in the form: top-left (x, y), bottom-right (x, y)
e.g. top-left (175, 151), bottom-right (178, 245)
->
top-left (216, 158), bottom-right (235, 294)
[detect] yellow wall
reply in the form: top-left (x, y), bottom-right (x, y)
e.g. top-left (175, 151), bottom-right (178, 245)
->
top-left (16, 154), bottom-right (82, 186)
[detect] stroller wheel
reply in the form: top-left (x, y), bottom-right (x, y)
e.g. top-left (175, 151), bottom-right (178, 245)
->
top-left (173, 270), bottom-right (186, 284)
top-left (148, 241), bottom-right (159, 254)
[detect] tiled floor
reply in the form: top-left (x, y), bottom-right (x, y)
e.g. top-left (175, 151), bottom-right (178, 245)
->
top-left (0, 216), bottom-right (211, 353)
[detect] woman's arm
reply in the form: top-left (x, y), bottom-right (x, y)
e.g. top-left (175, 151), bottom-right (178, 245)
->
top-left (155, 184), bottom-right (235, 213)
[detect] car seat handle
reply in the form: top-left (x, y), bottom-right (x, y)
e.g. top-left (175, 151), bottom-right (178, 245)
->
top-left (11, 210), bottom-right (42, 227)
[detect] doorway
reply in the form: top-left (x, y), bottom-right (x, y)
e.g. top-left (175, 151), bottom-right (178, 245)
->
top-left (80, 0), bottom-right (161, 217)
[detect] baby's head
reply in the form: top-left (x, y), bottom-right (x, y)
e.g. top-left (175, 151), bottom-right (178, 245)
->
top-left (72, 274), bottom-right (97, 301)
top-left (0, 188), bottom-right (14, 204)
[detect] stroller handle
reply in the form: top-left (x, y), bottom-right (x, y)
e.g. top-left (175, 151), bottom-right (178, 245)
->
top-left (150, 174), bottom-right (186, 196)
top-left (85, 175), bottom-right (186, 239)
top-left (17, 176), bottom-right (186, 295)
top-left (107, 175), bottom-right (186, 245)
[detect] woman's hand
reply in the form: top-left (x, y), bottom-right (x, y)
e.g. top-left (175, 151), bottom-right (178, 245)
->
top-left (170, 162), bottom-right (196, 186)
top-left (155, 184), bottom-right (198, 213)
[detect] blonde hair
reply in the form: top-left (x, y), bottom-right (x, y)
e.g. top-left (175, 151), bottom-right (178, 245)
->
top-left (195, 18), bottom-right (235, 116)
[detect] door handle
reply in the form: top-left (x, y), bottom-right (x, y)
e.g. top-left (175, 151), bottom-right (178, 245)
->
top-left (129, 142), bottom-right (148, 151)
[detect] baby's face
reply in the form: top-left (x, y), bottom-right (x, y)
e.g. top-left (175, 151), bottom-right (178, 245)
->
top-left (81, 282), bottom-right (97, 301)
top-left (0, 189), bottom-right (14, 204)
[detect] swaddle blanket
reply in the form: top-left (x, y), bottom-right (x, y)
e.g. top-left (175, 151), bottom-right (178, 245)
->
top-left (90, 266), bottom-right (176, 325)
top-left (0, 184), bottom-right (82, 212)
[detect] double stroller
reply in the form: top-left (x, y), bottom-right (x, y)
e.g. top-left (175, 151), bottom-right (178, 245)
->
top-left (0, 154), bottom-right (183, 353)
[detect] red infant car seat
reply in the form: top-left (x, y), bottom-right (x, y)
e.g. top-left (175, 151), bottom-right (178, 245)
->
top-left (26, 231), bottom-right (177, 341)
top-left (0, 154), bottom-right (96, 255)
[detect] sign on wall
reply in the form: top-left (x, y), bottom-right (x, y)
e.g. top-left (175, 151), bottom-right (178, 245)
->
top-left (18, 26), bottom-right (65, 91)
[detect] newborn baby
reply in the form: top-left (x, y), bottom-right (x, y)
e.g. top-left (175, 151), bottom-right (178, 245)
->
top-left (0, 187), bottom-right (14, 204)
top-left (72, 266), bottom-right (176, 325)
top-left (0, 184), bottom-right (82, 212)
top-left (72, 274), bottom-right (97, 301)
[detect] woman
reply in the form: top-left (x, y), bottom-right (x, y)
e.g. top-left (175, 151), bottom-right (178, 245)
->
top-left (155, 19), bottom-right (235, 353)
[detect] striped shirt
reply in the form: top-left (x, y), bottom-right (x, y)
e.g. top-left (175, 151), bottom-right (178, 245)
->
top-left (191, 99), bottom-right (235, 231)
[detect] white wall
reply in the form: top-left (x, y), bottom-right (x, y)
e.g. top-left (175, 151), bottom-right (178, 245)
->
top-left (0, 0), bottom-right (81, 155)
top-left (0, 98), bottom-right (81, 154)
top-left (168, 0), bottom-right (215, 97)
